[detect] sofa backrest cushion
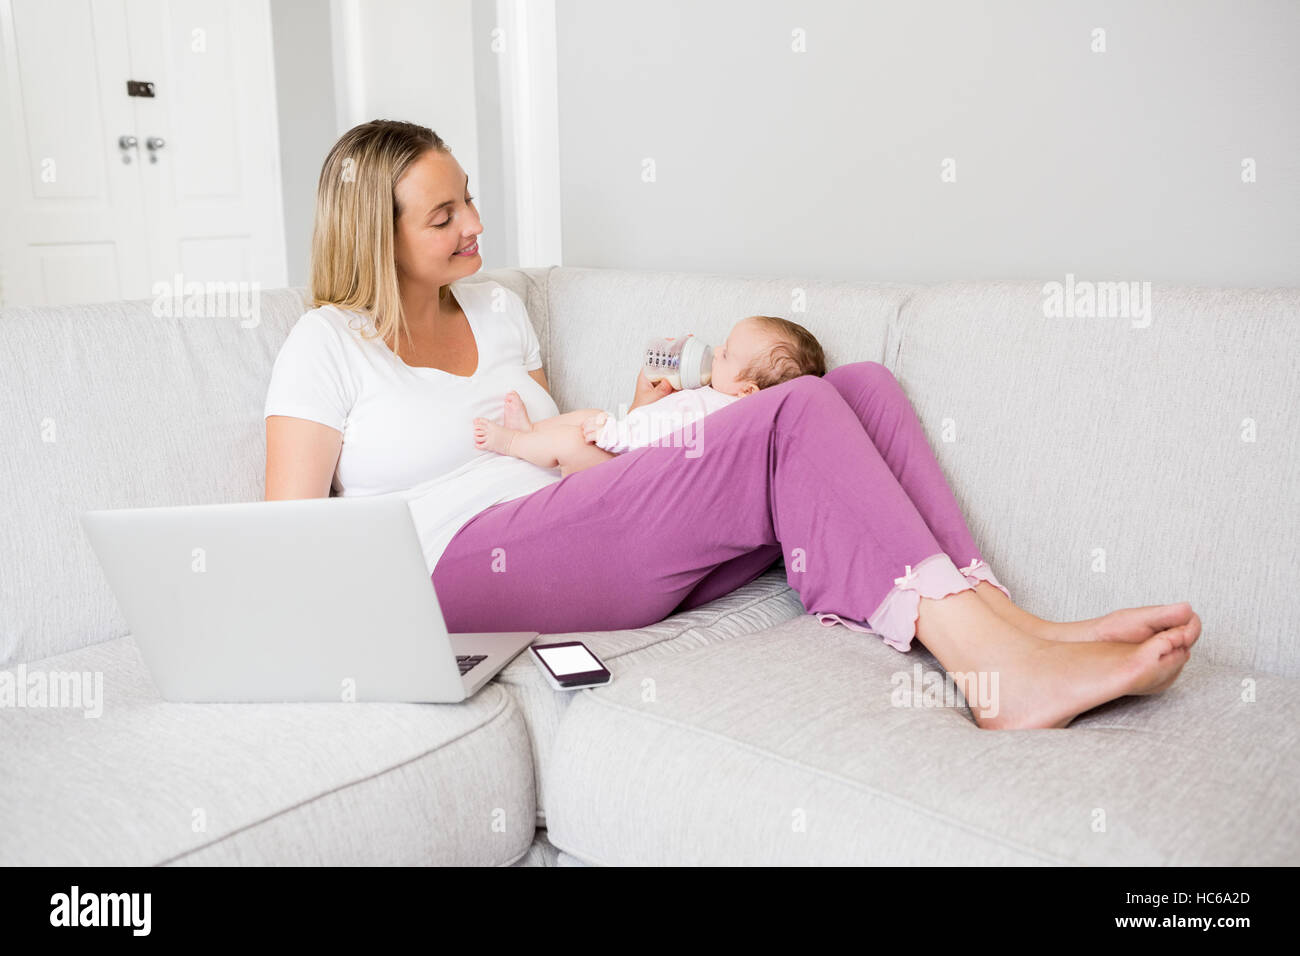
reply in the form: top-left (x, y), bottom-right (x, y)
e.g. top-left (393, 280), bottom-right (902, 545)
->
top-left (543, 266), bottom-right (913, 414)
top-left (0, 269), bottom-right (550, 665)
top-left (889, 281), bottom-right (1300, 677)
top-left (7, 267), bottom-right (1295, 679)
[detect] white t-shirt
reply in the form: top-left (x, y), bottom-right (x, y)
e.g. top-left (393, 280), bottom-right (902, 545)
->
top-left (263, 278), bottom-right (562, 573)
top-left (594, 385), bottom-right (739, 453)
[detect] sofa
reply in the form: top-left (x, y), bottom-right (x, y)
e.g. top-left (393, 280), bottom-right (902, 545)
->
top-left (2, 265), bottom-right (1297, 866)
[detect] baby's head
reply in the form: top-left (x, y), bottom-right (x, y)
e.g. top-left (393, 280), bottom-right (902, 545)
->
top-left (710, 315), bottom-right (827, 397)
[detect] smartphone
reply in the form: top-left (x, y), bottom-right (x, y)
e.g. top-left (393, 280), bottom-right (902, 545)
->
top-left (529, 640), bottom-right (612, 691)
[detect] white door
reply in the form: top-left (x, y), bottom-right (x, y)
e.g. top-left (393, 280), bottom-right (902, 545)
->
top-left (0, 0), bottom-right (150, 305)
top-left (0, 0), bottom-right (286, 307)
top-left (126, 0), bottom-right (286, 293)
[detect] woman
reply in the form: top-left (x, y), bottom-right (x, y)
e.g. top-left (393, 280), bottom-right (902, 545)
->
top-left (265, 120), bottom-right (1201, 730)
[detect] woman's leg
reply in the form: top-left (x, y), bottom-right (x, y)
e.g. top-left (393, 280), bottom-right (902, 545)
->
top-left (433, 374), bottom-right (1194, 728)
top-left (822, 362), bottom-right (1002, 591)
top-left (672, 543), bottom-right (784, 613)
top-left (679, 360), bottom-right (1015, 621)
top-left (823, 362), bottom-right (1199, 646)
top-left (444, 374), bottom-right (952, 640)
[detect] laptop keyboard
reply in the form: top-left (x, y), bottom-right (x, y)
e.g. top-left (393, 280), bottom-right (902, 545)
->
top-left (456, 654), bottom-right (488, 676)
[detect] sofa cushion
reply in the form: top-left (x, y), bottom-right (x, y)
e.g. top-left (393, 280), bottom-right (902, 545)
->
top-left (0, 289), bottom-right (309, 666)
top-left (544, 266), bottom-right (916, 413)
top-left (0, 636), bottom-right (536, 866)
top-left (890, 281), bottom-right (1300, 678)
top-left (497, 565), bottom-right (806, 825)
top-left (509, 827), bottom-right (564, 866)
top-left (545, 614), bottom-right (1300, 865)
top-left (0, 269), bottom-right (552, 666)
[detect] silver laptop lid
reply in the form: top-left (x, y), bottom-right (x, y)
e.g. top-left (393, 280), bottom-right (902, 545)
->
top-left (80, 495), bottom-right (468, 702)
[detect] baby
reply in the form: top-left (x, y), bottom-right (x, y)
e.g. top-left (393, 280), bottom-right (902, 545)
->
top-left (472, 314), bottom-right (827, 477)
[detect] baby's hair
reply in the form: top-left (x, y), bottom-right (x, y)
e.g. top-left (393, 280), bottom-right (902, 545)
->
top-left (737, 315), bottom-right (828, 388)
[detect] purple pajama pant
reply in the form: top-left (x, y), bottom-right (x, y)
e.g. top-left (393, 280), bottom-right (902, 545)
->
top-left (431, 361), bottom-right (1009, 652)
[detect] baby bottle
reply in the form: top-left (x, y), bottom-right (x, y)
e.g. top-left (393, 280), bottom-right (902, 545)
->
top-left (642, 334), bottom-right (713, 390)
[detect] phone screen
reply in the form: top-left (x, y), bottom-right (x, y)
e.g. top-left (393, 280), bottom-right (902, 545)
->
top-left (536, 644), bottom-right (603, 676)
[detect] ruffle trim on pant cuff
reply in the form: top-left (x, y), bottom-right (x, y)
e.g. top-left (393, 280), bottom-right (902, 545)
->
top-left (816, 552), bottom-right (976, 653)
top-left (958, 557), bottom-right (1010, 600)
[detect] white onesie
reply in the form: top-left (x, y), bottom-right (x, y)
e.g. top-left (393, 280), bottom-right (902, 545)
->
top-left (593, 385), bottom-right (739, 454)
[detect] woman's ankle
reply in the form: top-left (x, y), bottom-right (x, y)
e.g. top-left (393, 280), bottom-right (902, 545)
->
top-left (915, 588), bottom-right (1039, 674)
top-left (971, 580), bottom-right (1052, 638)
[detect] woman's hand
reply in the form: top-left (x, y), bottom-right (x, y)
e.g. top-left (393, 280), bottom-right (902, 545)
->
top-left (629, 367), bottom-right (676, 411)
top-left (582, 412), bottom-right (608, 443)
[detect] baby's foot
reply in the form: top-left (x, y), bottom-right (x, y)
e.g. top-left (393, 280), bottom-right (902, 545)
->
top-left (473, 417), bottom-right (518, 457)
top-left (502, 391), bottom-right (532, 432)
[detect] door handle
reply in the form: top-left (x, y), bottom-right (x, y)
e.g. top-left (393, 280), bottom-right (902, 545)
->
top-left (145, 137), bottom-right (166, 163)
top-left (118, 134), bottom-right (138, 163)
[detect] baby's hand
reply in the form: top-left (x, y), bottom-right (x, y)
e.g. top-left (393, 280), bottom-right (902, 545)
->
top-left (582, 412), bottom-right (608, 443)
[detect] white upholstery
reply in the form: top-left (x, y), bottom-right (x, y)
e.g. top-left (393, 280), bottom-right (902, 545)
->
top-left (496, 567), bottom-right (805, 826)
top-left (890, 281), bottom-right (1300, 678)
top-left (546, 615), bottom-right (1299, 866)
top-left (3, 266), bottom-right (1296, 865)
top-left (0, 636), bottom-right (535, 866)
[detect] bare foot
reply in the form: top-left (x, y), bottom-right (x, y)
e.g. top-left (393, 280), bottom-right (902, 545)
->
top-left (971, 582), bottom-right (1201, 650)
top-left (1041, 603), bottom-right (1201, 648)
top-left (472, 417), bottom-right (518, 457)
top-left (919, 590), bottom-right (1195, 729)
top-left (971, 632), bottom-right (1193, 730)
top-left (502, 390), bottom-right (532, 432)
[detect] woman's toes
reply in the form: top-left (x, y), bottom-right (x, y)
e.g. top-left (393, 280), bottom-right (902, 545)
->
top-left (1145, 632), bottom-right (1175, 659)
top-left (1159, 618), bottom-right (1199, 652)
top-left (1135, 646), bottom-right (1188, 696)
top-left (1154, 601), bottom-right (1194, 629)
top-left (1126, 635), bottom-right (1188, 694)
top-left (1094, 603), bottom-right (1196, 644)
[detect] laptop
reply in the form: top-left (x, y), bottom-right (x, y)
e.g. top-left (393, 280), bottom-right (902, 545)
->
top-left (80, 495), bottom-right (539, 703)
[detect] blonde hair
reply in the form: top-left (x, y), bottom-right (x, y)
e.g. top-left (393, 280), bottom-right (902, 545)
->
top-left (737, 315), bottom-right (828, 387)
top-left (310, 119), bottom-right (446, 355)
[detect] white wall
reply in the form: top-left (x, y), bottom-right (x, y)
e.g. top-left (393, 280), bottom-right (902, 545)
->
top-left (332, 0), bottom-right (482, 240)
top-left (554, 0), bottom-right (1300, 287)
top-left (271, 0), bottom-right (502, 283)
top-left (270, 0), bottom-right (339, 287)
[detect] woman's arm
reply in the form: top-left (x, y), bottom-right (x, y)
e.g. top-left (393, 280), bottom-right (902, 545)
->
top-left (629, 368), bottom-right (677, 411)
top-left (268, 366), bottom-right (542, 501)
top-left (265, 415), bottom-right (343, 500)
